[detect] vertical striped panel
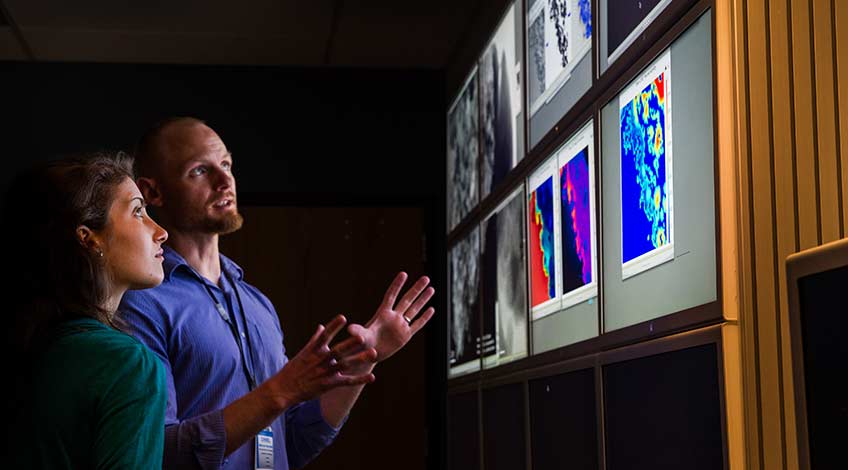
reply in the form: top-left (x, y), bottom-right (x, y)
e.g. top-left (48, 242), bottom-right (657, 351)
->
top-left (791, 0), bottom-right (821, 250)
top-left (834, 0), bottom-right (848, 237)
top-left (722, 324), bottom-right (747, 470)
top-left (728, 1), bottom-right (763, 467)
top-left (812, 0), bottom-right (841, 242)
top-left (768, 0), bottom-right (799, 467)
top-left (746, 1), bottom-right (785, 468)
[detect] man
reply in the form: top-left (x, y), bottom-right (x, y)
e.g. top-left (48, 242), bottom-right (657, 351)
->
top-left (120, 117), bottom-right (435, 469)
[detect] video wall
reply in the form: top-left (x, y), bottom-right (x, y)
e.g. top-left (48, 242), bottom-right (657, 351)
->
top-left (447, 0), bottom-right (717, 376)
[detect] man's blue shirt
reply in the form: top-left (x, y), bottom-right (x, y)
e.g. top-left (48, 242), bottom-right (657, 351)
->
top-left (120, 245), bottom-right (340, 469)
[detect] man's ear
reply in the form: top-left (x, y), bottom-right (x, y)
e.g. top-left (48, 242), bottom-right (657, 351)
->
top-left (136, 177), bottom-right (163, 207)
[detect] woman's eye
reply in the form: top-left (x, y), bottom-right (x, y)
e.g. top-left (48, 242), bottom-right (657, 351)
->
top-left (134, 206), bottom-right (144, 217)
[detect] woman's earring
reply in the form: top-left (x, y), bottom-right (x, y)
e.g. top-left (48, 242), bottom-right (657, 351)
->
top-left (97, 249), bottom-right (104, 257)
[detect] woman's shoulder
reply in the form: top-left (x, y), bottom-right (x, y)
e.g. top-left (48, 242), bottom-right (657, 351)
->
top-left (49, 319), bottom-right (161, 373)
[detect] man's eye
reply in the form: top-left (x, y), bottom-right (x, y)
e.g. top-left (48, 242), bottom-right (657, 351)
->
top-left (190, 166), bottom-right (206, 176)
top-left (222, 161), bottom-right (232, 171)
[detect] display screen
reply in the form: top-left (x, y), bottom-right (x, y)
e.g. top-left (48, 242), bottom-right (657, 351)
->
top-left (558, 121), bottom-right (598, 309)
top-left (448, 391), bottom-right (481, 470)
top-left (529, 368), bottom-right (599, 470)
top-left (482, 383), bottom-right (526, 470)
top-left (607, 0), bottom-right (669, 62)
top-left (619, 49), bottom-right (674, 279)
top-left (528, 172), bottom-right (557, 311)
top-left (449, 228), bottom-right (481, 376)
top-left (447, 71), bottom-right (480, 231)
top-left (482, 189), bottom-right (528, 366)
top-left (798, 265), bottom-right (848, 468)
top-left (527, 0), bottom-right (592, 116)
top-left (480, 3), bottom-right (523, 199)
top-left (603, 344), bottom-right (724, 469)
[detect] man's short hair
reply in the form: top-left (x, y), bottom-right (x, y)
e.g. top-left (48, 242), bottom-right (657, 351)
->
top-left (133, 116), bottom-right (206, 178)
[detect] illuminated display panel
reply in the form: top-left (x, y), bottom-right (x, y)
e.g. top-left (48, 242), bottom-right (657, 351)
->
top-left (619, 49), bottom-right (674, 280)
top-left (482, 187), bottom-right (528, 368)
top-left (447, 69), bottom-right (479, 232)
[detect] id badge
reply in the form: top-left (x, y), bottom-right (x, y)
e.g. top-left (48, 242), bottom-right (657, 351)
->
top-left (255, 426), bottom-right (274, 470)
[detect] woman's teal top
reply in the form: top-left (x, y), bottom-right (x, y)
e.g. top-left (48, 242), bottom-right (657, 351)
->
top-left (15, 317), bottom-right (167, 469)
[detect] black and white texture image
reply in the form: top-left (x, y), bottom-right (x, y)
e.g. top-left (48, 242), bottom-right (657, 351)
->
top-left (482, 190), bottom-right (528, 364)
top-left (447, 72), bottom-right (480, 231)
top-left (550, 0), bottom-right (569, 67)
top-left (528, 13), bottom-right (547, 103)
top-left (449, 228), bottom-right (481, 375)
top-left (527, 0), bottom-right (592, 116)
top-left (479, 3), bottom-right (522, 200)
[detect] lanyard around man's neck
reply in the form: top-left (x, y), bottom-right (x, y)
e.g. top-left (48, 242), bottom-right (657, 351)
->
top-left (201, 269), bottom-right (257, 390)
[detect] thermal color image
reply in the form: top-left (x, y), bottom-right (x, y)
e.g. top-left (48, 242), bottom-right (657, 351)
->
top-left (619, 50), bottom-right (673, 274)
top-left (560, 146), bottom-right (593, 294)
top-left (480, 3), bottom-right (522, 199)
top-left (447, 72), bottom-right (479, 231)
top-left (527, 0), bottom-right (592, 115)
top-left (449, 228), bottom-right (481, 375)
top-left (529, 177), bottom-right (557, 308)
top-left (482, 191), bottom-right (528, 363)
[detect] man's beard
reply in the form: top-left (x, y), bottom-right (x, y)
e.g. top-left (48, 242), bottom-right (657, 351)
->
top-left (173, 205), bottom-right (244, 235)
top-left (201, 210), bottom-right (244, 235)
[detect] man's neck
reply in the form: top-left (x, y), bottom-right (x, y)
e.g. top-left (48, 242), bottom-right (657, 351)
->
top-left (166, 230), bottom-right (222, 284)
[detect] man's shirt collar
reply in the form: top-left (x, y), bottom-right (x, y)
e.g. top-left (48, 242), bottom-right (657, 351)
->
top-left (162, 245), bottom-right (245, 283)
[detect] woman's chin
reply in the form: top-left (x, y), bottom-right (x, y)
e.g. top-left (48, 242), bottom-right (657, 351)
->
top-left (127, 272), bottom-right (164, 291)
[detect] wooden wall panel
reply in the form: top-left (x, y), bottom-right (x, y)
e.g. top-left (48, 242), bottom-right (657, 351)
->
top-left (746, 1), bottom-right (785, 468)
top-left (791, 0), bottom-right (821, 250)
top-left (720, 0), bottom-right (847, 468)
top-left (812, 0), bottom-right (841, 242)
top-left (220, 206), bottom-right (428, 470)
top-left (721, 0), bottom-right (761, 467)
top-left (768, 0), bottom-right (799, 467)
top-left (835, 0), bottom-right (848, 237)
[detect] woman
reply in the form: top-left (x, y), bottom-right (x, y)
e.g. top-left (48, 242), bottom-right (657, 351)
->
top-left (5, 152), bottom-right (169, 468)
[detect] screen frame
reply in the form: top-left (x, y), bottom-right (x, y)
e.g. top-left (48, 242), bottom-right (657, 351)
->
top-left (599, 324), bottom-right (730, 470)
top-left (447, 1), bottom-right (721, 384)
top-left (784, 236), bottom-right (848, 470)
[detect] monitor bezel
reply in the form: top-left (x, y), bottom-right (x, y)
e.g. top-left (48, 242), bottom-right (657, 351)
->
top-left (784, 236), bottom-right (848, 470)
top-left (599, 324), bottom-right (729, 470)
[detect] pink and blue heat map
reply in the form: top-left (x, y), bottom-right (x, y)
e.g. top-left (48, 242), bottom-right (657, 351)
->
top-left (620, 71), bottom-right (669, 264)
top-left (560, 147), bottom-right (592, 294)
top-left (529, 177), bottom-right (556, 307)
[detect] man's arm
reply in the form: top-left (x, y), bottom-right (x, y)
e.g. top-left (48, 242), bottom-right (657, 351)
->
top-left (122, 292), bottom-right (376, 468)
top-left (221, 315), bottom-right (377, 454)
top-left (317, 272), bottom-right (436, 427)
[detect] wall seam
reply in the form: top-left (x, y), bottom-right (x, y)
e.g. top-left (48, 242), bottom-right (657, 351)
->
top-left (830, 0), bottom-right (844, 237)
top-left (763, 0), bottom-right (789, 466)
top-left (787, 0), bottom-right (800, 253)
top-left (809, 0), bottom-right (823, 245)
top-left (740, 0), bottom-right (766, 464)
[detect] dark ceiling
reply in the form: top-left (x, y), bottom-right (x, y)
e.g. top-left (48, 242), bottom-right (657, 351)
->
top-left (0, 0), bottom-right (482, 69)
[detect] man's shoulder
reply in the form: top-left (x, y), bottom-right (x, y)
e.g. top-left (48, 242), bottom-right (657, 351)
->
top-left (120, 277), bottom-right (194, 324)
top-left (122, 278), bottom-right (186, 306)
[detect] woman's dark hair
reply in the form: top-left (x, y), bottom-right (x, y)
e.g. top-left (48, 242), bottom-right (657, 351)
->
top-left (3, 152), bottom-right (135, 353)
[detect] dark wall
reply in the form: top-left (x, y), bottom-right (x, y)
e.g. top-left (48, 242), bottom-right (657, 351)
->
top-left (1, 61), bottom-right (445, 202)
top-left (1, 60), bottom-right (449, 469)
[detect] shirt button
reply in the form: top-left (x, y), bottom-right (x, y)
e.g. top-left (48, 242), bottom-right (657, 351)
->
top-left (241, 332), bottom-right (246, 338)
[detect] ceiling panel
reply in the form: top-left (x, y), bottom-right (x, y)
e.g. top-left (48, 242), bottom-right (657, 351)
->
top-left (1, 0), bottom-right (477, 68)
top-left (4, 0), bottom-right (334, 35)
top-left (330, 1), bottom-right (477, 68)
top-left (21, 28), bottom-right (327, 65)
